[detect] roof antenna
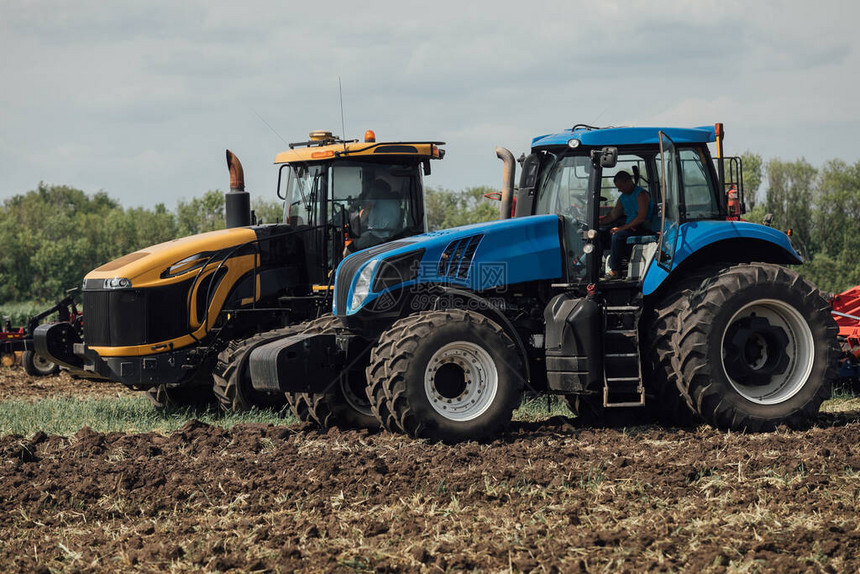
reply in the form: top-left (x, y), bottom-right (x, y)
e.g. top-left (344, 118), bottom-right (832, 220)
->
top-left (338, 77), bottom-right (347, 146)
top-left (252, 109), bottom-right (288, 146)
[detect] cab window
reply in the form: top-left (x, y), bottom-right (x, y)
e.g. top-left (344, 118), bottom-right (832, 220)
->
top-left (599, 155), bottom-right (653, 219)
top-left (679, 148), bottom-right (720, 219)
top-left (534, 154), bottom-right (590, 217)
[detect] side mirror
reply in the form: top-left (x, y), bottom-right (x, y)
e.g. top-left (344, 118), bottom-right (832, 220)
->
top-left (591, 147), bottom-right (618, 168)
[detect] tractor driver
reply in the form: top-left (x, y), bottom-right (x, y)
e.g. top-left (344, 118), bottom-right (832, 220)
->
top-left (348, 179), bottom-right (403, 251)
top-left (598, 171), bottom-right (654, 279)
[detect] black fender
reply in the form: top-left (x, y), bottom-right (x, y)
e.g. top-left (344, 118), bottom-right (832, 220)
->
top-left (34, 322), bottom-right (83, 370)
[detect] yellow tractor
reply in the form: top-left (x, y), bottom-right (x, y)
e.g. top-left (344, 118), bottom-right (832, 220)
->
top-left (35, 130), bottom-right (445, 411)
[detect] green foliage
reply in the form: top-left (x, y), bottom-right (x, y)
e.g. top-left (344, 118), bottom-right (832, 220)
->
top-left (252, 197), bottom-right (284, 225)
top-left (740, 151), bottom-right (763, 209)
top-left (425, 186), bottom-right (500, 231)
top-left (765, 158), bottom-right (816, 256)
top-left (801, 159), bottom-right (860, 293)
top-left (0, 184), bottom-right (237, 305)
top-left (0, 184), bottom-right (126, 303)
top-left (0, 395), bottom-right (293, 436)
top-left (176, 190), bottom-right (225, 236)
top-left (0, 302), bottom-right (44, 327)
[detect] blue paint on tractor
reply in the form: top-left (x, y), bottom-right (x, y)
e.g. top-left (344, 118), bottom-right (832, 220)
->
top-left (532, 126), bottom-right (716, 149)
top-left (642, 220), bottom-right (802, 295)
top-left (340, 215), bottom-right (563, 315)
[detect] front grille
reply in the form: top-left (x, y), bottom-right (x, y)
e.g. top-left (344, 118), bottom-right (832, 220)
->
top-left (83, 291), bottom-right (111, 347)
top-left (336, 241), bottom-right (412, 315)
top-left (82, 278), bottom-right (193, 347)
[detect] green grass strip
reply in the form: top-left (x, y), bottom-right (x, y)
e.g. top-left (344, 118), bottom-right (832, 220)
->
top-left (0, 395), bottom-right (294, 436)
top-left (0, 392), bottom-right (856, 437)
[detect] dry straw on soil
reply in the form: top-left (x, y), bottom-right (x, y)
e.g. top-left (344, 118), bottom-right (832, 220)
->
top-left (2, 370), bottom-right (860, 572)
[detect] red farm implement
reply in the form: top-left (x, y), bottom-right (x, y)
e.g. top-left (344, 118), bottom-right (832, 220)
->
top-left (0, 295), bottom-right (81, 376)
top-left (831, 286), bottom-right (860, 381)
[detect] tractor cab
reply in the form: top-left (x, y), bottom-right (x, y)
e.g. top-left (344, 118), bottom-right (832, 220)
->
top-left (274, 130), bottom-right (444, 287)
top-left (521, 125), bottom-right (725, 286)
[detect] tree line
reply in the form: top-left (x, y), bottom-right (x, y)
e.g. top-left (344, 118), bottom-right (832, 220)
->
top-left (0, 185), bottom-right (279, 305)
top-left (741, 154), bottom-right (860, 294)
top-left (0, 158), bottom-right (857, 310)
top-left (0, 183), bottom-right (502, 307)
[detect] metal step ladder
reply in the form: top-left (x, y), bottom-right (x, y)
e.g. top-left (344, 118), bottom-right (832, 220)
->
top-left (602, 305), bottom-right (646, 407)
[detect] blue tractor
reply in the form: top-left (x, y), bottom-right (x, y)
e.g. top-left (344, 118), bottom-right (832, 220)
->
top-left (223, 123), bottom-right (840, 441)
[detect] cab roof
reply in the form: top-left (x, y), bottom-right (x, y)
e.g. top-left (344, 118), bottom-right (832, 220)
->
top-left (274, 138), bottom-right (445, 164)
top-left (531, 125), bottom-right (717, 149)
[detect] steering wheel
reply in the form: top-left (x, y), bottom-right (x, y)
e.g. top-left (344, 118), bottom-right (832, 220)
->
top-left (563, 198), bottom-right (589, 230)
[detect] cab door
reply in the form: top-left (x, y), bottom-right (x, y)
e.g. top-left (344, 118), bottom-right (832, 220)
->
top-left (657, 132), bottom-right (682, 270)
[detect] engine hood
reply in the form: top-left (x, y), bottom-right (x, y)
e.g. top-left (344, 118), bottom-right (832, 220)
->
top-left (334, 214), bottom-right (564, 316)
top-left (84, 227), bottom-right (259, 290)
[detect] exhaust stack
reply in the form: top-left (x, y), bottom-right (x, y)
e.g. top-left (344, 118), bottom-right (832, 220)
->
top-left (495, 147), bottom-right (516, 220)
top-left (225, 150), bottom-right (251, 228)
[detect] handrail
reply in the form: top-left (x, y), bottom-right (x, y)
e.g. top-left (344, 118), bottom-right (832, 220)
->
top-left (185, 224), bottom-right (332, 342)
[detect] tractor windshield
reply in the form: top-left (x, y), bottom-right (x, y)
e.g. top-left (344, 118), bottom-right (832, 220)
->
top-left (283, 163), bottom-right (324, 226)
top-left (331, 160), bottom-right (424, 251)
top-left (534, 153), bottom-right (592, 280)
top-left (282, 159), bottom-right (424, 252)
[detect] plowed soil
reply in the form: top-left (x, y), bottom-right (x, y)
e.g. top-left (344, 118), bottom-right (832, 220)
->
top-left (0, 368), bottom-right (133, 401)
top-left (2, 372), bottom-right (860, 572)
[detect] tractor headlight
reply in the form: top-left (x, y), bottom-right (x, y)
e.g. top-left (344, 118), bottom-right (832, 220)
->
top-left (350, 258), bottom-right (380, 311)
top-left (104, 277), bottom-right (132, 289)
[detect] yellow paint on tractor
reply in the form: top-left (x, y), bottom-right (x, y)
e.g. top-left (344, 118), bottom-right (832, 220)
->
top-left (274, 141), bottom-right (442, 164)
top-left (85, 227), bottom-right (260, 357)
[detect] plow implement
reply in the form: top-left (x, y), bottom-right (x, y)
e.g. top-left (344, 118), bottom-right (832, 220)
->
top-left (831, 286), bottom-right (860, 381)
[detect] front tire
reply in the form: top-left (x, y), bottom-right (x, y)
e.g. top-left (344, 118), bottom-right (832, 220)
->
top-left (213, 315), bottom-right (378, 430)
top-left (674, 263), bottom-right (839, 431)
top-left (369, 310), bottom-right (524, 443)
top-left (22, 350), bottom-right (59, 377)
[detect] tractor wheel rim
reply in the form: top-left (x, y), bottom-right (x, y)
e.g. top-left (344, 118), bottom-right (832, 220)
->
top-left (424, 341), bottom-right (498, 422)
top-left (33, 354), bottom-right (53, 370)
top-left (340, 375), bottom-right (373, 417)
top-left (720, 299), bottom-right (814, 405)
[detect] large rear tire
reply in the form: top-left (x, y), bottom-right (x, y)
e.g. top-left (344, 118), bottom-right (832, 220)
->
top-left (640, 270), bottom-right (721, 427)
top-left (368, 310), bottom-right (524, 443)
top-left (22, 350), bottom-right (59, 377)
top-left (673, 263), bottom-right (839, 431)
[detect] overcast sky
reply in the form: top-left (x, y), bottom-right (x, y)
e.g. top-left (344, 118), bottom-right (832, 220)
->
top-left (2, 0), bottom-right (858, 209)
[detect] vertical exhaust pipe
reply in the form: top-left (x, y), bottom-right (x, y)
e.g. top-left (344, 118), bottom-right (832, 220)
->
top-left (496, 147), bottom-right (516, 220)
top-left (225, 150), bottom-right (251, 228)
